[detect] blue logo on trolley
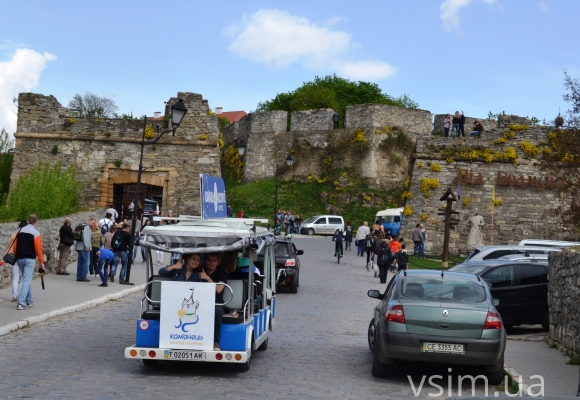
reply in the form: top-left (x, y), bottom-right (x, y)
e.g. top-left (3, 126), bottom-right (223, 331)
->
top-left (175, 288), bottom-right (200, 332)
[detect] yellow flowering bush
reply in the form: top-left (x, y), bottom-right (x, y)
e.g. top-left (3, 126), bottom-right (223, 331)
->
top-left (495, 137), bottom-right (506, 145)
top-left (222, 145), bottom-right (244, 183)
top-left (463, 196), bottom-right (471, 206)
top-left (446, 158), bottom-right (454, 163)
top-left (421, 177), bottom-right (440, 198)
top-left (403, 205), bottom-right (414, 217)
top-left (199, 134), bottom-right (207, 141)
top-left (307, 174), bottom-right (314, 181)
top-left (430, 163), bottom-right (442, 172)
top-left (218, 133), bottom-right (224, 149)
top-left (502, 130), bottom-right (516, 140)
top-left (322, 156), bottom-right (333, 165)
top-left (417, 162), bottom-right (424, 168)
top-left (508, 124), bottom-right (528, 132)
top-left (316, 177), bottom-right (327, 184)
top-left (68, 117), bottom-right (77, 125)
top-left (542, 146), bottom-right (553, 155)
top-left (353, 128), bottom-right (367, 143)
top-left (333, 180), bottom-right (340, 187)
top-left (519, 141), bottom-right (540, 157)
top-left (363, 195), bottom-right (371, 202)
top-left (207, 110), bottom-right (216, 117)
top-left (341, 172), bottom-right (348, 179)
top-left (404, 177), bottom-right (411, 188)
top-left (144, 126), bottom-right (155, 139)
top-left (492, 199), bottom-right (503, 207)
top-left (562, 153), bottom-right (575, 162)
top-left (401, 191), bottom-right (413, 201)
top-left (421, 213), bottom-right (428, 221)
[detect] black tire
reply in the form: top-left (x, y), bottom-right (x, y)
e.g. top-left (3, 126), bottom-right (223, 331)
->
top-left (290, 284), bottom-right (298, 293)
top-left (541, 309), bottom-right (549, 332)
top-left (504, 324), bottom-right (513, 330)
top-left (257, 338), bottom-right (268, 351)
top-left (142, 359), bottom-right (159, 368)
top-left (368, 319), bottom-right (376, 353)
top-left (371, 331), bottom-right (391, 377)
top-left (308, 228), bottom-right (315, 235)
top-left (234, 339), bottom-right (253, 372)
top-left (485, 356), bottom-right (505, 385)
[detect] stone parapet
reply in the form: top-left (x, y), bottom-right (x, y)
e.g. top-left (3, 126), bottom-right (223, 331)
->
top-left (548, 249), bottom-right (580, 355)
top-left (433, 114), bottom-right (498, 136)
top-left (345, 104), bottom-right (432, 134)
top-left (291, 109), bottom-right (335, 131)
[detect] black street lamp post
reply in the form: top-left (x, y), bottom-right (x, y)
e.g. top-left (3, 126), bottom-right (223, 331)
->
top-left (122, 99), bottom-right (187, 284)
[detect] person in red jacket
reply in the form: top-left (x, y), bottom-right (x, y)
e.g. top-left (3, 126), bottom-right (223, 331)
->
top-left (388, 236), bottom-right (401, 272)
top-left (237, 208), bottom-right (244, 218)
top-left (13, 214), bottom-right (45, 310)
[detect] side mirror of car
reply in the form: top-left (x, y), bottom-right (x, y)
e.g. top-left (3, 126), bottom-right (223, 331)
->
top-left (296, 250), bottom-right (304, 255)
top-left (367, 290), bottom-right (383, 300)
top-left (493, 298), bottom-right (500, 306)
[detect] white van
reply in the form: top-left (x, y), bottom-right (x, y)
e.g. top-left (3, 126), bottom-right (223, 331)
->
top-left (518, 239), bottom-right (579, 248)
top-left (301, 215), bottom-right (345, 236)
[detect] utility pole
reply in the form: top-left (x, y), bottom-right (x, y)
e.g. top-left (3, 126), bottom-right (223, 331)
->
top-left (437, 188), bottom-right (460, 269)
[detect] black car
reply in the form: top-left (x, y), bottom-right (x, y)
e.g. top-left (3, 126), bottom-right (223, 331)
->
top-left (449, 261), bottom-right (549, 330)
top-left (275, 238), bottom-right (303, 293)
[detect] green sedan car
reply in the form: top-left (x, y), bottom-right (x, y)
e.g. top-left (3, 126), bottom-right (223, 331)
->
top-left (367, 270), bottom-right (506, 384)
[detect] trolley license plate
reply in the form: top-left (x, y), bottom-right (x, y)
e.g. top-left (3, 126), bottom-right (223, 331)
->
top-left (164, 350), bottom-right (206, 360)
top-left (422, 342), bottom-right (464, 354)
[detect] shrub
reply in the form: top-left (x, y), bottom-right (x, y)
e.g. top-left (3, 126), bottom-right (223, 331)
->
top-left (401, 191), bottom-right (413, 201)
top-left (2, 162), bottom-right (83, 221)
top-left (430, 163), bottom-right (442, 172)
top-left (463, 196), bottom-right (471, 206)
top-left (144, 126), bottom-right (155, 139)
top-left (403, 205), bottom-right (414, 217)
top-left (519, 141), bottom-right (540, 157)
top-left (421, 213), bottom-right (428, 221)
top-left (421, 177), bottom-right (440, 198)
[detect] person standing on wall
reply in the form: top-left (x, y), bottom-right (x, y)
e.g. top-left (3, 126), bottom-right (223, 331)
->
top-left (13, 214), bottom-right (45, 310)
top-left (443, 114), bottom-right (451, 137)
top-left (56, 217), bottom-right (74, 275)
top-left (332, 111), bottom-right (340, 129)
top-left (451, 111), bottom-right (460, 137)
top-left (412, 224), bottom-right (423, 258)
top-left (344, 220), bottom-right (353, 251)
top-left (105, 204), bottom-right (118, 223)
top-left (458, 110), bottom-right (466, 137)
top-left (5, 221), bottom-right (28, 302)
top-left (355, 221), bottom-right (370, 257)
top-left (75, 218), bottom-right (95, 282)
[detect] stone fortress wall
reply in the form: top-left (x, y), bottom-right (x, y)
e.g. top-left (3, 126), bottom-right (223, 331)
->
top-left (12, 92), bottom-right (221, 216)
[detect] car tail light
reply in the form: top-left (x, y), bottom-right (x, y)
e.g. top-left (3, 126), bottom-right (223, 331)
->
top-left (285, 259), bottom-right (295, 267)
top-left (215, 353), bottom-right (223, 360)
top-left (148, 350), bottom-right (156, 358)
top-left (384, 304), bottom-right (405, 324)
top-left (483, 310), bottom-right (502, 329)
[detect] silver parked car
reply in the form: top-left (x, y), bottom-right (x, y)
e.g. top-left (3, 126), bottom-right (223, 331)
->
top-left (465, 245), bottom-right (559, 263)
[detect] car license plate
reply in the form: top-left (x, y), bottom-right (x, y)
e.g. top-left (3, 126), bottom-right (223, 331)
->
top-left (422, 342), bottom-right (464, 354)
top-left (164, 350), bottom-right (206, 360)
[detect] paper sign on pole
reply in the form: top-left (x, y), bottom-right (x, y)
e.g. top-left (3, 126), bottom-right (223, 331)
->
top-left (159, 282), bottom-right (216, 350)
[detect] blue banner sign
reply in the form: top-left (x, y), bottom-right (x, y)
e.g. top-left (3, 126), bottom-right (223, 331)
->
top-left (200, 174), bottom-right (227, 219)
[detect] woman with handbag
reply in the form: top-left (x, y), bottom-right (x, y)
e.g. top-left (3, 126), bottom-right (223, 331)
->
top-left (4, 221), bottom-right (28, 302)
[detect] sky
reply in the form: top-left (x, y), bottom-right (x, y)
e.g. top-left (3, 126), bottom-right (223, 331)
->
top-left (1, 0), bottom-right (579, 134)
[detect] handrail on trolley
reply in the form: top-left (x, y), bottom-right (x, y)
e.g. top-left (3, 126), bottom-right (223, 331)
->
top-left (142, 280), bottom-right (233, 307)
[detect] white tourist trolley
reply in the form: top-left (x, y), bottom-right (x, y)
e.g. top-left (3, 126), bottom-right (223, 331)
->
top-left (124, 216), bottom-right (277, 371)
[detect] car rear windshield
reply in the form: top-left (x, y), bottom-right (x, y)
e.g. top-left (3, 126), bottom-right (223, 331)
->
top-left (398, 277), bottom-right (487, 303)
top-left (451, 264), bottom-right (490, 275)
top-left (275, 243), bottom-right (290, 257)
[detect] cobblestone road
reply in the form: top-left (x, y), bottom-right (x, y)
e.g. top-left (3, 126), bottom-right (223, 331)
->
top-left (0, 238), bottom-right (503, 399)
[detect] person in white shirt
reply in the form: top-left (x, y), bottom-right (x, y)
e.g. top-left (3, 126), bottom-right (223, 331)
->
top-left (105, 205), bottom-right (118, 222)
top-left (354, 221), bottom-right (371, 257)
top-left (98, 213), bottom-right (114, 235)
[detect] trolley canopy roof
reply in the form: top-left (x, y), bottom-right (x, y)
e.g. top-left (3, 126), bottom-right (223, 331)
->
top-left (140, 217), bottom-right (274, 254)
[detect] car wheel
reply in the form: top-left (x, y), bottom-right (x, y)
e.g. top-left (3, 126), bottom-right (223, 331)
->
top-left (290, 284), bottom-right (298, 293)
top-left (371, 332), bottom-right (392, 377)
top-left (142, 359), bottom-right (159, 368)
top-left (485, 356), bottom-right (505, 385)
top-left (257, 338), bottom-right (268, 351)
top-left (368, 319), bottom-right (376, 353)
top-left (541, 309), bottom-right (549, 332)
top-left (234, 340), bottom-right (252, 372)
top-left (308, 228), bottom-right (315, 235)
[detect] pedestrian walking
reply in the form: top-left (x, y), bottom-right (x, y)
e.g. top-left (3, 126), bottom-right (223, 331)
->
top-left (412, 224), bottom-right (423, 258)
top-left (294, 214), bottom-right (302, 235)
top-left (344, 220), bottom-right (353, 250)
top-left (128, 217), bottom-right (141, 262)
top-left (420, 224), bottom-right (427, 258)
top-left (355, 221), bottom-right (370, 257)
top-left (56, 217), bottom-right (74, 275)
top-left (443, 113), bottom-right (451, 137)
top-left (332, 111), bottom-right (340, 129)
top-left (75, 218), bottom-right (95, 282)
top-left (95, 248), bottom-right (114, 287)
top-left (451, 111), bottom-right (460, 137)
top-left (13, 214), bottom-right (45, 310)
top-left (388, 236), bottom-right (402, 272)
top-left (397, 245), bottom-right (409, 271)
top-left (110, 223), bottom-right (132, 283)
top-left (5, 221), bottom-right (27, 302)
top-left (376, 238), bottom-right (394, 284)
top-left (105, 204), bottom-right (119, 222)
top-left (89, 223), bottom-right (101, 277)
top-left (227, 204), bottom-right (233, 218)
top-left (274, 218), bottom-right (281, 236)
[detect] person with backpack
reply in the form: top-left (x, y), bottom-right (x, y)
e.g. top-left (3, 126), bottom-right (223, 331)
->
top-left (89, 222), bottom-right (102, 277)
top-left (105, 205), bottom-right (118, 222)
top-left (344, 220), bottom-right (353, 251)
top-left (56, 217), bottom-right (74, 275)
top-left (376, 238), bottom-right (394, 284)
top-left (355, 221), bottom-right (370, 257)
top-left (397, 244), bottom-right (409, 271)
top-left (109, 223), bottom-right (132, 283)
top-left (75, 218), bottom-right (95, 282)
top-left (388, 236), bottom-right (402, 272)
top-left (98, 213), bottom-right (114, 236)
top-left (364, 232), bottom-right (376, 269)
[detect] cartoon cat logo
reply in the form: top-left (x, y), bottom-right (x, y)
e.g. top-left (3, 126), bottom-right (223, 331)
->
top-left (175, 287), bottom-right (200, 332)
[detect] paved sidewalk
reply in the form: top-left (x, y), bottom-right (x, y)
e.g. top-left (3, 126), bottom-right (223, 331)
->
top-left (0, 260), bottom-right (148, 336)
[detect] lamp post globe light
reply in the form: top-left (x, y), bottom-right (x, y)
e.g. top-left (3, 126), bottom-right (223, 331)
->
top-left (235, 142), bottom-right (293, 231)
top-left (122, 99), bottom-right (187, 284)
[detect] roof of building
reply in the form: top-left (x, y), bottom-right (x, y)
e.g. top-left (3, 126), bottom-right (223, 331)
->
top-left (216, 111), bottom-right (247, 123)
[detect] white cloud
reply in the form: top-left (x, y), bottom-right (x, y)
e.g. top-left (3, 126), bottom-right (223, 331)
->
top-left (538, 2), bottom-right (549, 12)
top-left (0, 48), bottom-right (56, 134)
top-left (225, 10), bottom-right (396, 80)
top-left (440, 0), bottom-right (494, 32)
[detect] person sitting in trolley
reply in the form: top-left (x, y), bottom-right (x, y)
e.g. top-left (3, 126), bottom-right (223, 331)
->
top-left (157, 253), bottom-right (202, 282)
top-left (200, 252), bottom-right (228, 351)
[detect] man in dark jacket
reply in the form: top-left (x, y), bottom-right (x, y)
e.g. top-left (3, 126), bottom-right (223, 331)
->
top-left (397, 245), bottom-right (409, 271)
top-left (458, 111), bottom-right (466, 137)
top-left (57, 217), bottom-right (74, 275)
top-left (376, 238), bottom-right (393, 284)
top-left (412, 224), bottom-right (422, 258)
top-left (110, 223), bottom-right (132, 283)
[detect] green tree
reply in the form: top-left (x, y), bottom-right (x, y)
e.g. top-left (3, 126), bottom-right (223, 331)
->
top-left (0, 127), bottom-right (14, 153)
top-left (256, 74), bottom-right (418, 124)
top-left (218, 116), bottom-right (231, 131)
